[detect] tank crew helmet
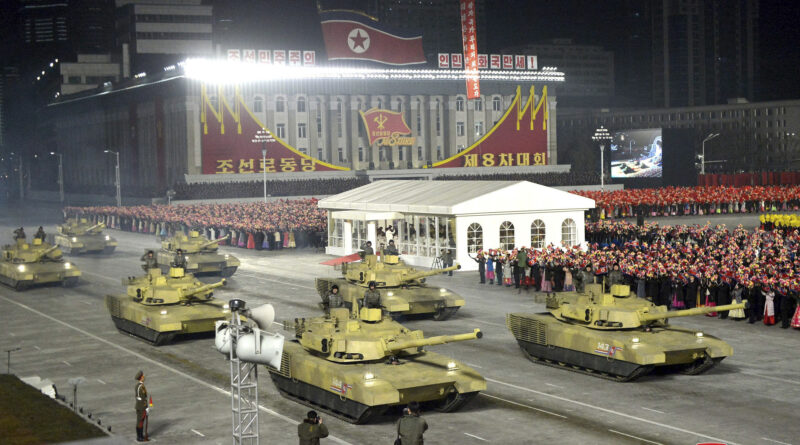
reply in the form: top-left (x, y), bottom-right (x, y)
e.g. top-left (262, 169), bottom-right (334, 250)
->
top-left (368, 281), bottom-right (377, 288)
top-left (331, 284), bottom-right (339, 291)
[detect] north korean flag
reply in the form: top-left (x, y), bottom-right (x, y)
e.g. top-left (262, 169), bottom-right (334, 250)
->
top-left (320, 11), bottom-right (425, 65)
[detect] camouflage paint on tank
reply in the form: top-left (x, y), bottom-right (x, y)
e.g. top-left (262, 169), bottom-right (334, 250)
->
top-left (158, 231), bottom-right (239, 277)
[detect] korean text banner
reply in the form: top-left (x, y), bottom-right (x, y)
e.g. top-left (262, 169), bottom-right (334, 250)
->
top-left (433, 86), bottom-right (548, 168)
top-left (460, 0), bottom-right (480, 99)
top-left (200, 85), bottom-right (348, 174)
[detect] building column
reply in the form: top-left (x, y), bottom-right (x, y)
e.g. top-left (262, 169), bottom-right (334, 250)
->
top-left (343, 220), bottom-right (353, 254)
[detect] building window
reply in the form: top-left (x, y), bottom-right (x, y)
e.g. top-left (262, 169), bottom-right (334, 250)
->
top-left (316, 116), bottom-right (322, 136)
top-left (275, 96), bottom-right (286, 112)
top-left (456, 97), bottom-right (465, 112)
top-left (276, 124), bottom-right (285, 139)
top-left (297, 96), bottom-right (306, 112)
top-left (299, 147), bottom-right (307, 154)
top-left (475, 122), bottom-right (484, 136)
top-left (358, 146), bottom-right (364, 162)
top-left (417, 146), bottom-right (423, 160)
top-left (436, 146), bottom-right (443, 160)
top-left (399, 147), bottom-right (404, 161)
top-left (337, 147), bottom-right (344, 162)
top-left (561, 218), bottom-right (576, 247)
top-left (492, 96), bottom-right (502, 111)
top-left (417, 113), bottom-right (422, 133)
top-left (474, 99), bottom-right (483, 111)
top-left (253, 96), bottom-right (264, 113)
top-left (298, 123), bottom-right (307, 138)
top-left (531, 219), bottom-right (545, 249)
top-left (436, 110), bottom-right (441, 136)
top-left (499, 221), bottom-right (515, 250)
top-left (467, 222), bottom-right (483, 253)
top-left (317, 148), bottom-right (324, 160)
top-left (456, 121), bottom-right (465, 136)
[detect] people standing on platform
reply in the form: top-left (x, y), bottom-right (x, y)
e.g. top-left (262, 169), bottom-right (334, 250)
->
top-left (471, 251), bottom-right (486, 284)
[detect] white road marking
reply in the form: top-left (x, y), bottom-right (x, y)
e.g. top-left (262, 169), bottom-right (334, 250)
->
top-left (484, 377), bottom-right (738, 445)
top-left (544, 382), bottom-right (564, 389)
top-left (62, 360), bottom-right (71, 366)
top-left (191, 429), bottom-right (205, 437)
top-left (81, 300), bottom-right (92, 305)
top-left (464, 432), bottom-right (488, 441)
top-left (740, 370), bottom-right (800, 385)
top-left (641, 407), bottom-right (665, 414)
top-left (465, 362), bottom-right (483, 369)
top-left (0, 295), bottom-right (353, 445)
top-left (96, 379), bottom-right (106, 385)
top-left (762, 438), bottom-right (793, 445)
top-left (9, 332), bottom-right (15, 337)
top-left (608, 429), bottom-right (664, 445)
top-left (236, 272), bottom-right (316, 290)
top-left (33, 345), bottom-right (41, 351)
top-left (480, 392), bottom-right (566, 419)
top-left (81, 271), bottom-right (121, 284)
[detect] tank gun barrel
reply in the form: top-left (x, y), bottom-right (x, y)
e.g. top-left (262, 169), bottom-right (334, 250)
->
top-left (639, 301), bottom-right (748, 322)
top-left (182, 278), bottom-right (227, 298)
top-left (386, 328), bottom-right (481, 352)
top-left (85, 222), bottom-right (105, 232)
top-left (403, 263), bottom-right (461, 282)
top-left (33, 244), bottom-right (60, 260)
top-left (200, 234), bottom-right (230, 249)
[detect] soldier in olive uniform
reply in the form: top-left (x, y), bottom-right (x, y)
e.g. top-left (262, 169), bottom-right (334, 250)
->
top-left (361, 241), bottom-right (374, 256)
top-left (441, 249), bottom-right (454, 276)
top-left (322, 285), bottom-right (344, 313)
top-left (134, 370), bottom-right (149, 442)
top-left (397, 401), bottom-right (427, 445)
top-left (363, 281), bottom-right (382, 309)
top-left (140, 250), bottom-right (158, 272)
top-left (579, 265), bottom-right (596, 293)
top-left (608, 264), bottom-right (624, 290)
top-left (385, 240), bottom-right (399, 256)
top-left (13, 227), bottom-right (26, 241)
top-left (172, 248), bottom-right (187, 269)
top-left (298, 410), bottom-right (328, 445)
top-left (34, 226), bottom-right (46, 241)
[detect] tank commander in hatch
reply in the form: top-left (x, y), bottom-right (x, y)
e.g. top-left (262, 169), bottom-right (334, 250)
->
top-left (34, 226), bottom-right (46, 241)
top-left (172, 248), bottom-right (187, 269)
top-left (385, 240), bottom-right (399, 256)
top-left (361, 240), bottom-right (374, 256)
top-left (13, 227), bottom-right (26, 241)
top-left (141, 250), bottom-right (158, 272)
top-left (362, 281), bottom-right (382, 309)
top-left (322, 284), bottom-right (344, 313)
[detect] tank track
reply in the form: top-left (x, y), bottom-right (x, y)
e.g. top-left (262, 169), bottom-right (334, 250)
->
top-left (432, 391), bottom-right (478, 412)
top-left (519, 347), bottom-right (654, 382)
top-left (679, 355), bottom-right (723, 375)
top-left (102, 246), bottom-right (116, 255)
top-left (220, 266), bottom-right (237, 278)
top-left (432, 307), bottom-right (460, 321)
top-left (110, 316), bottom-right (176, 346)
top-left (269, 371), bottom-right (383, 424)
top-left (62, 276), bottom-right (79, 288)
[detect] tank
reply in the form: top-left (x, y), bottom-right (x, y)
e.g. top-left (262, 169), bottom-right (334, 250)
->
top-left (316, 254), bottom-right (464, 320)
top-left (54, 218), bottom-right (117, 254)
top-left (157, 231), bottom-right (240, 277)
top-left (506, 284), bottom-right (748, 381)
top-left (105, 266), bottom-right (229, 345)
top-left (0, 239), bottom-right (81, 290)
top-left (268, 305), bottom-right (485, 423)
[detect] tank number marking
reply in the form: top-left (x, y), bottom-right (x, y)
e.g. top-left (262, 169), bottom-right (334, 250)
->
top-left (594, 343), bottom-right (623, 357)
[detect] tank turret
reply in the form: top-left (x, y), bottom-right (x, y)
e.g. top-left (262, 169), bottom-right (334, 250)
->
top-left (0, 241), bottom-right (80, 290)
top-left (55, 220), bottom-right (116, 254)
top-left (507, 283), bottom-right (748, 381)
top-left (317, 254), bottom-right (465, 320)
top-left (269, 306), bottom-right (486, 423)
top-left (545, 284), bottom-right (747, 330)
top-left (157, 232), bottom-right (238, 277)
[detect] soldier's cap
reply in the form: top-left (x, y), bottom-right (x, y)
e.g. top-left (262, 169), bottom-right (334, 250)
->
top-left (307, 410), bottom-right (318, 420)
top-left (135, 370), bottom-right (143, 381)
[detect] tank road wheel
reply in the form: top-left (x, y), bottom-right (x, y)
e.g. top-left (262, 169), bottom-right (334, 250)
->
top-left (102, 246), bottom-right (116, 254)
top-left (432, 307), bottom-right (459, 321)
top-left (434, 391), bottom-right (478, 413)
top-left (62, 277), bottom-right (79, 288)
top-left (220, 266), bottom-right (237, 278)
top-left (680, 355), bottom-right (721, 375)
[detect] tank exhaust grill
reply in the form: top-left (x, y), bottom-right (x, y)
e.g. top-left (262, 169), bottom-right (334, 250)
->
top-left (506, 314), bottom-right (546, 345)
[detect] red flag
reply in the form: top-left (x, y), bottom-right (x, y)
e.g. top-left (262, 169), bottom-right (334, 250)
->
top-left (359, 108), bottom-right (413, 145)
top-left (320, 11), bottom-right (425, 65)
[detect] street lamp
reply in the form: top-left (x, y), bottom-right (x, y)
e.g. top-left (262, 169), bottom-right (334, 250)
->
top-left (50, 152), bottom-right (64, 204)
top-left (251, 128), bottom-right (271, 204)
top-left (103, 150), bottom-right (121, 206)
top-left (592, 126), bottom-right (613, 190)
top-left (6, 346), bottom-right (21, 374)
top-left (701, 133), bottom-right (719, 175)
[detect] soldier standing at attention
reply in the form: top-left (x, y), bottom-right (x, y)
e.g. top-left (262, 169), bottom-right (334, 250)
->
top-left (298, 410), bottom-right (328, 445)
top-left (397, 401), bottom-right (427, 445)
top-left (363, 281), bottom-right (382, 309)
top-left (134, 371), bottom-right (150, 442)
top-left (173, 248), bottom-right (187, 269)
top-left (140, 250), bottom-right (158, 272)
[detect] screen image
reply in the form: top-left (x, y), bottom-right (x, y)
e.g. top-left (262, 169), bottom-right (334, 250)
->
top-left (610, 128), bottom-right (662, 178)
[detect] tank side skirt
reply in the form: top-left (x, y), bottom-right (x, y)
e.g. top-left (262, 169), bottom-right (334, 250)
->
top-left (515, 339), bottom-right (653, 381)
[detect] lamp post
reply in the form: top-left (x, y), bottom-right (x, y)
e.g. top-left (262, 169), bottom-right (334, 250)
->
top-left (50, 152), bottom-right (63, 204)
top-left (6, 346), bottom-right (21, 374)
top-left (103, 150), bottom-right (121, 206)
top-left (701, 133), bottom-right (720, 175)
top-left (251, 128), bottom-right (270, 204)
top-left (592, 126), bottom-right (613, 191)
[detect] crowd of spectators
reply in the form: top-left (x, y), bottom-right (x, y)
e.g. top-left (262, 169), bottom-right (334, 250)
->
top-left (471, 220), bottom-right (800, 329)
top-left (66, 199), bottom-right (327, 250)
top-left (577, 185), bottom-right (800, 219)
top-left (434, 171), bottom-right (600, 187)
top-left (173, 177), bottom-right (370, 200)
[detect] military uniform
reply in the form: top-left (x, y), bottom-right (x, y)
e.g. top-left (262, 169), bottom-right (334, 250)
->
top-left (34, 227), bottom-right (46, 241)
top-left (361, 243), bottom-right (374, 256)
top-left (441, 251), bottom-right (454, 276)
top-left (13, 227), bottom-right (25, 240)
top-left (140, 252), bottom-right (158, 271)
top-left (397, 413), bottom-right (428, 445)
top-left (297, 420), bottom-right (328, 445)
top-left (608, 269), bottom-right (624, 288)
top-left (363, 287), bottom-right (381, 309)
top-left (134, 372), bottom-right (149, 442)
top-left (385, 243), bottom-right (399, 256)
top-left (323, 291), bottom-right (344, 311)
top-left (173, 251), bottom-right (187, 269)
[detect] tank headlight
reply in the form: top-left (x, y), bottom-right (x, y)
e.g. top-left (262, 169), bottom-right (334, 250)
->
top-left (71, 237), bottom-right (77, 242)
top-left (440, 288), bottom-right (447, 293)
top-left (695, 332), bottom-right (704, 338)
top-left (387, 291), bottom-right (394, 297)
top-left (17, 264), bottom-right (26, 272)
top-left (223, 303), bottom-right (230, 309)
top-left (364, 372), bottom-right (374, 380)
top-left (447, 361), bottom-right (458, 370)
top-left (631, 337), bottom-right (640, 343)
top-left (105, 235), bottom-right (110, 241)
top-left (64, 262), bottom-right (71, 269)
top-left (160, 310), bottom-right (168, 315)
top-left (224, 254), bottom-right (230, 259)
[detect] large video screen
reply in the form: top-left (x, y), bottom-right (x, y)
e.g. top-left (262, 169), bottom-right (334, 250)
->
top-left (610, 128), bottom-right (662, 178)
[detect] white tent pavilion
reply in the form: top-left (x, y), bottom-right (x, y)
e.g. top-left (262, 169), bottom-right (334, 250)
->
top-left (318, 180), bottom-right (595, 271)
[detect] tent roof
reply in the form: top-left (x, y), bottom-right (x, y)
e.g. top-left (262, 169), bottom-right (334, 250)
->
top-left (318, 180), bottom-right (595, 215)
